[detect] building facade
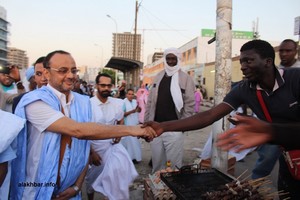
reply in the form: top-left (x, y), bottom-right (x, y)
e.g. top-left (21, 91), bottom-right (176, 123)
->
top-left (112, 32), bottom-right (141, 61)
top-left (142, 28), bottom-right (281, 98)
top-left (7, 47), bottom-right (29, 69)
top-left (110, 32), bottom-right (142, 89)
top-left (0, 6), bottom-right (9, 67)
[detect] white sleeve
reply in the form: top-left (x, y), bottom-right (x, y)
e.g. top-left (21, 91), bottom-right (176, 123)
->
top-left (115, 99), bottom-right (125, 121)
top-left (25, 100), bottom-right (64, 133)
top-left (116, 104), bottom-right (124, 121)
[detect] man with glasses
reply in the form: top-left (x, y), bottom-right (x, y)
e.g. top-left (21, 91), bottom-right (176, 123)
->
top-left (86, 73), bottom-right (138, 200)
top-left (11, 50), bottom-right (156, 199)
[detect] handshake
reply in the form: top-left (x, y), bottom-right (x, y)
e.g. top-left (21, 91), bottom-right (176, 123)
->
top-left (136, 121), bottom-right (164, 142)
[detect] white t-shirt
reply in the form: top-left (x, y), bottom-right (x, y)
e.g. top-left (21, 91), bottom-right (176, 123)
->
top-left (22, 85), bottom-right (73, 199)
top-left (90, 96), bottom-right (124, 147)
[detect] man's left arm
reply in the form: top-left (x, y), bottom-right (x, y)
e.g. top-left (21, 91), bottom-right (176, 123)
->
top-left (181, 74), bottom-right (195, 119)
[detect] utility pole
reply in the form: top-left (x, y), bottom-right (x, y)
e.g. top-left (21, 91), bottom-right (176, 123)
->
top-left (133, 0), bottom-right (139, 88)
top-left (211, 0), bottom-right (232, 173)
top-left (133, 0), bottom-right (138, 61)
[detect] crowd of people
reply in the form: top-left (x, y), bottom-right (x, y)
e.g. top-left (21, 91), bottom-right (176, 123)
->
top-left (0, 39), bottom-right (299, 199)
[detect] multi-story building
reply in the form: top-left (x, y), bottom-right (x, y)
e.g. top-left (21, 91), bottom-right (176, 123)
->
top-left (112, 32), bottom-right (141, 61)
top-left (152, 52), bottom-right (163, 63)
top-left (0, 6), bottom-right (9, 67)
top-left (7, 47), bottom-right (29, 69)
top-left (110, 32), bottom-right (142, 89)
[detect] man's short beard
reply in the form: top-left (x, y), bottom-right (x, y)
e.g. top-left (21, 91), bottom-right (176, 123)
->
top-left (100, 91), bottom-right (110, 98)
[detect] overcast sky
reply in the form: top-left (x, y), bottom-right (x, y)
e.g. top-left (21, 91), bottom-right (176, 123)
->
top-left (0, 0), bottom-right (299, 67)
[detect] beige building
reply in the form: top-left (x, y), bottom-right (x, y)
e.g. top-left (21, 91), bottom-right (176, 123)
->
top-left (110, 32), bottom-right (142, 89)
top-left (112, 32), bottom-right (141, 61)
top-left (7, 47), bottom-right (29, 69)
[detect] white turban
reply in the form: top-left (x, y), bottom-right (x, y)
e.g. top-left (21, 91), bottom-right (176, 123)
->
top-left (25, 66), bottom-right (35, 81)
top-left (163, 47), bottom-right (183, 112)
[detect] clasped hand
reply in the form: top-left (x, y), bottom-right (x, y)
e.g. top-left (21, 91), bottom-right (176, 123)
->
top-left (140, 121), bottom-right (164, 142)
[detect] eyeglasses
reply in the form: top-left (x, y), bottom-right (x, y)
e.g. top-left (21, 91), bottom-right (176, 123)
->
top-left (97, 84), bottom-right (112, 88)
top-left (49, 67), bottom-right (79, 75)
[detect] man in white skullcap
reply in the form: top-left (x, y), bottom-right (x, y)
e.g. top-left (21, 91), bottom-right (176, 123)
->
top-left (144, 47), bottom-right (195, 172)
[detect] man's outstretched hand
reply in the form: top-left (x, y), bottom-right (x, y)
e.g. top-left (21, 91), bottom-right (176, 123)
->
top-left (217, 114), bottom-right (272, 152)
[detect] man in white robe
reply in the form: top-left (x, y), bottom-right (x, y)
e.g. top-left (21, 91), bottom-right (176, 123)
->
top-left (86, 73), bottom-right (138, 200)
top-left (122, 89), bottom-right (142, 163)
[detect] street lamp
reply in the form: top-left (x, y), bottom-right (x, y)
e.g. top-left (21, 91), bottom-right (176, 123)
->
top-left (106, 14), bottom-right (118, 57)
top-left (107, 14), bottom-right (119, 87)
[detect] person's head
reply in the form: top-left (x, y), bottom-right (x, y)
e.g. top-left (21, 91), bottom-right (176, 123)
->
top-left (126, 88), bottom-right (135, 101)
top-left (279, 39), bottom-right (298, 67)
top-left (43, 50), bottom-right (78, 96)
top-left (25, 66), bottom-right (36, 91)
top-left (95, 73), bottom-right (113, 100)
top-left (82, 81), bottom-right (87, 87)
top-left (0, 65), bottom-right (16, 86)
top-left (239, 40), bottom-right (275, 82)
top-left (34, 56), bottom-right (48, 88)
top-left (163, 47), bottom-right (181, 67)
top-left (163, 47), bottom-right (182, 77)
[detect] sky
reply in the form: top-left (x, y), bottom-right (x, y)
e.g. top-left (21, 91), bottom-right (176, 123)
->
top-left (0, 0), bottom-right (299, 67)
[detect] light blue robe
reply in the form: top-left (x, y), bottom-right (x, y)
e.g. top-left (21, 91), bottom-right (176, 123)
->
top-left (11, 86), bottom-right (91, 199)
top-left (0, 109), bottom-right (25, 200)
top-left (121, 98), bottom-right (142, 161)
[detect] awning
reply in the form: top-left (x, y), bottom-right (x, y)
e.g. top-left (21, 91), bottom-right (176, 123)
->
top-left (105, 57), bottom-right (143, 72)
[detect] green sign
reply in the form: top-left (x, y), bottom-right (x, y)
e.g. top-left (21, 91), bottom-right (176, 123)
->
top-left (201, 29), bottom-right (254, 39)
top-left (201, 29), bottom-right (216, 37)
